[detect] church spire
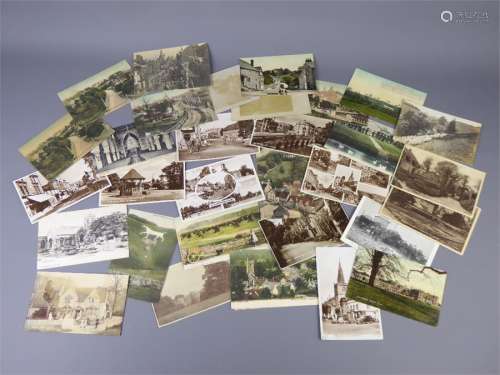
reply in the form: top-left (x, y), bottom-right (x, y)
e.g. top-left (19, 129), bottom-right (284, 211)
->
top-left (337, 263), bottom-right (346, 285)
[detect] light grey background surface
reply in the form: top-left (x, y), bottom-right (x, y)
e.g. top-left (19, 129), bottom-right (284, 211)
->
top-left (1, 1), bottom-right (498, 374)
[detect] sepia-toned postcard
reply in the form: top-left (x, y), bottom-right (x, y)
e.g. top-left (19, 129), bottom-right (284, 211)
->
top-left (341, 197), bottom-right (439, 265)
top-left (58, 60), bottom-right (133, 125)
top-left (176, 154), bottom-right (264, 221)
top-left (209, 65), bottom-right (258, 113)
top-left (25, 272), bottom-right (128, 335)
top-left (231, 247), bottom-right (317, 310)
top-left (152, 258), bottom-right (230, 327)
top-left (346, 246), bottom-right (447, 326)
top-left (380, 186), bottom-right (481, 255)
top-left (99, 153), bottom-right (184, 206)
top-left (259, 199), bottom-right (349, 268)
top-left (131, 87), bottom-right (217, 133)
top-left (317, 246), bottom-right (383, 340)
top-left (392, 145), bottom-right (485, 217)
top-left (301, 145), bottom-right (392, 206)
top-left (176, 113), bottom-right (258, 162)
top-left (133, 43), bottom-right (211, 96)
top-left (308, 81), bottom-right (345, 121)
top-left (37, 205), bottom-right (129, 270)
top-left (240, 53), bottom-right (316, 95)
top-left (109, 209), bottom-right (177, 303)
top-left (231, 93), bottom-right (311, 121)
top-left (251, 114), bottom-right (332, 157)
top-left (177, 203), bottom-right (268, 267)
top-left (394, 101), bottom-right (482, 165)
top-left (19, 114), bottom-right (114, 180)
top-left (341, 68), bottom-right (427, 125)
top-left (13, 158), bottom-right (110, 224)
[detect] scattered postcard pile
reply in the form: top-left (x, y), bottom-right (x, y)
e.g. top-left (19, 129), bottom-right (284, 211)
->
top-left (15, 44), bottom-right (485, 338)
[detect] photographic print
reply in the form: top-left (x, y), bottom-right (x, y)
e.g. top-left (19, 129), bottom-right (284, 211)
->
top-left (133, 43), bottom-right (211, 96)
top-left (88, 122), bottom-right (176, 175)
top-left (25, 272), bottom-right (128, 335)
top-left (231, 93), bottom-right (311, 121)
top-left (99, 154), bottom-right (184, 205)
top-left (394, 101), bottom-right (482, 165)
top-left (177, 203), bottom-right (268, 266)
top-left (240, 53), bottom-right (316, 95)
top-left (317, 246), bottom-right (383, 340)
top-left (346, 247), bottom-right (447, 326)
top-left (153, 259), bottom-right (230, 327)
top-left (58, 60), bottom-right (133, 125)
top-left (37, 205), bottom-right (129, 270)
top-left (176, 113), bottom-right (258, 162)
top-left (251, 114), bottom-right (332, 157)
top-left (340, 68), bottom-right (427, 125)
top-left (19, 114), bottom-right (114, 180)
top-left (109, 210), bottom-right (177, 302)
top-left (131, 87), bottom-right (217, 133)
top-left (302, 145), bottom-right (391, 206)
top-left (341, 197), bottom-right (438, 265)
top-left (13, 157), bottom-right (110, 224)
top-left (315, 80), bottom-right (346, 94)
top-left (392, 145), bottom-right (485, 217)
top-left (259, 199), bottom-right (349, 268)
top-left (380, 187), bottom-right (481, 255)
top-left (177, 154), bottom-right (264, 221)
top-left (231, 247), bottom-right (317, 310)
top-left (308, 81), bottom-right (345, 121)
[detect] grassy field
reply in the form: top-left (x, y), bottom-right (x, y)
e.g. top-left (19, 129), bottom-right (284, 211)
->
top-left (341, 97), bottom-right (398, 125)
top-left (347, 278), bottom-right (440, 326)
top-left (110, 266), bottom-right (165, 302)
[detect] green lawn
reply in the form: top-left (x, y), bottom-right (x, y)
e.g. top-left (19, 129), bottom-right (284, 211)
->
top-left (374, 139), bottom-right (403, 163)
top-left (340, 97), bottom-right (398, 125)
top-left (331, 124), bottom-right (380, 155)
top-left (347, 278), bottom-right (440, 326)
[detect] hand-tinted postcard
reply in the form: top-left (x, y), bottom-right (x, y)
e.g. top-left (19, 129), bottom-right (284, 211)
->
top-left (58, 60), bottom-right (133, 125)
top-left (109, 210), bottom-right (178, 303)
top-left (394, 102), bottom-right (481, 165)
top-left (317, 246), bottom-right (383, 340)
top-left (177, 154), bottom-right (264, 221)
top-left (133, 43), bottom-right (211, 96)
top-left (346, 247), bottom-right (447, 326)
top-left (25, 272), bottom-right (128, 335)
top-left (341, 197), bottom-right (438, 265)
top-left (341, 68), bottom-right (427, 125)
top-left (176, 113), bottom-right (258, 162)
top-left (37, 205), bottom-right (129, 270)
top-left (231, 247), bottom-right (317, 310)
top-left (231, 93), bottom-right (311, 121)
top-left (153, 258), bottom-right (230, 327)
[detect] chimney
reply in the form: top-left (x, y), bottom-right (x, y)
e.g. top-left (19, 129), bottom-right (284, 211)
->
top-left (250, 59), bottom-right (254, 67)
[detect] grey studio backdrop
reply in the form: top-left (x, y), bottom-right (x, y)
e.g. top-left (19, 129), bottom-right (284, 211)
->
top-left (0, 1), bottom-right (498, 374)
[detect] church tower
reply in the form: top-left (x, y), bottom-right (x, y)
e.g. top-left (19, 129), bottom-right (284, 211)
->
top-left (334, 262), bottom-right (347, 301)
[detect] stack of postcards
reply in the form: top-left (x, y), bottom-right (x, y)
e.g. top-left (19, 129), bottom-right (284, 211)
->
top-left (14, 43), bottom-right (485, 339)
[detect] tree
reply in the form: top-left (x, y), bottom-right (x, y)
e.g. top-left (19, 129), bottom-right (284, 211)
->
top-left (423, 158), bottom-right (433, 172)
top-left (435, 161), bottom-right (459, 195)
top-left (354, 248), bottom-right (402, 286)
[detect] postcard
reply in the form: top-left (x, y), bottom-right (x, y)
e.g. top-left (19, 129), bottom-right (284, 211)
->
top-left (341, 197), bottom-right (439, 265)
top-left (317, 246), bottom-right (383, 340)
top-left (19, 114), bottom-right (114, 180)
top-left (133, 43), bottom-right (211, 96)
top-left (392, 145), bottom-right (485, 217)
top-left (250, 114), bottom-right (332, 157)
top-left (259, 199), bottom-right (349, 268)
top-left (308, 81), bottom-right (345, 121)
top-left (153, 258), bottom-right (230, 327)
top-left (177, 203), bottom-right (267, 267)
top-left (131, 87), bottom-right (217, 133)
top-left (231, 247), bottom-right (317, 310)
top-left (346, 247), bottom-right (447, 326)
top-left (380, 186), bottom-right (481, 255)
top-left (315, 80), bottom-right (346, 94)
top-left (88, 122), bottom-right (177, 175)
top-left (176, 113), bottom-right (258, 162)
top-left (58, 60), bottom-right (133, 125)
top-left (13, 158), bottom-right (110, 224)
top-left (340, 68), bottom-right (427, 125)
top-left (231, 93), bottom-right (311, 121)
top-left (109, 210), bottom-right (177, 303)
top-left (209, 65), bottom-right (258, 113)
top-left (25, 272), bottom-right (128, 335)
top-left (394, 101), bottom-right (482, 165)
top-left (37, 205), bottom-right (129, 269)
top-left (240, 53), bottom-right (316, 95)
top-left (177, 154), bottom-right (264, 221)
top-left (302, 145), bottom-right (392, 206)
top-left (99, 154), bottom-right (184, 206)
